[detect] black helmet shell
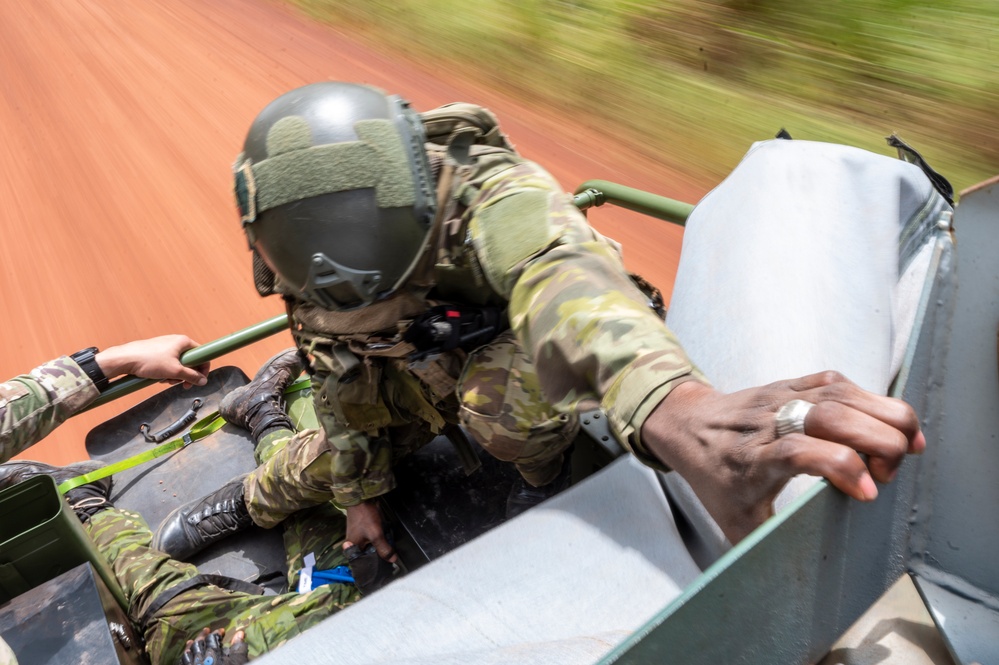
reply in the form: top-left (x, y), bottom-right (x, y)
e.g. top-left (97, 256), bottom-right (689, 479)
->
top-left (234, 82), bottom-right (436, 310)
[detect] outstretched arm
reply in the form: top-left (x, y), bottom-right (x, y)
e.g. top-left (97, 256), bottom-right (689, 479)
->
top-left (0, 334), bottom-right (209, 463)
top-left (471, 159), bottom-right (924, 545)
top-left (96, 334), bottom-right (209, 387)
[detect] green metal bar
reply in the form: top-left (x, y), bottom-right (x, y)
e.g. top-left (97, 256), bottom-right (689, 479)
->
top-left (573, 179), bottom-right (694, 226)
top-left (85, 179), bottom-right (688, 413)
top-left (83, 314), bottom-right (290, 412)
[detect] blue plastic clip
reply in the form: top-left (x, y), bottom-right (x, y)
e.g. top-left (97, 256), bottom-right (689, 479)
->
top-left (310, 565), bottom-right (355, 589)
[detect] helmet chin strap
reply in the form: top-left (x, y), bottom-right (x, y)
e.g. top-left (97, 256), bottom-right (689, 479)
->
top-left (397, 157), bottom-right (458, 295)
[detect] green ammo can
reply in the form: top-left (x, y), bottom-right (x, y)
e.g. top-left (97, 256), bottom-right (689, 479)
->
top-left (0, 474), bottom-right (126, 609)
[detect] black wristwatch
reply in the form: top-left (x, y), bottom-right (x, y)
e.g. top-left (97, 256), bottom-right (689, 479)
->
top-left (70, 346), bottom-right (110, 392)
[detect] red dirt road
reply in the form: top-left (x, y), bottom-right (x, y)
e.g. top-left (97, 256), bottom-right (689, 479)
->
top-left (1, 0), bottom-right (707, 465)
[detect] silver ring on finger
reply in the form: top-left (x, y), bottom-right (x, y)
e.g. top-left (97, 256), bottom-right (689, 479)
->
top-left (775, 399), bottom-right (816, 437)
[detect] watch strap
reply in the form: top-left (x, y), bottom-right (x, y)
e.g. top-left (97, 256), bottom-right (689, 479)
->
top-left (70, 346), bottom-right (110, 392)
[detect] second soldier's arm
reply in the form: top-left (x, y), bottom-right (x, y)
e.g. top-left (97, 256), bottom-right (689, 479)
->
top-left (0, 335), bottom-right (208, 464)
top-left (307, 351), bottom-right (399, 561)
top-left (0, 358), bottom-right (101, 463)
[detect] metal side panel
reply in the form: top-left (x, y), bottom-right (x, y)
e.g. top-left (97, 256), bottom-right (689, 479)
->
top-left (600, 226), bottom-right (956, 664)
top-left (908, 179), bottom-right (999, 665)
top-left (912, 574), bottom-right (999, 665)
top-left (0, 563), bottom-right (146, 665)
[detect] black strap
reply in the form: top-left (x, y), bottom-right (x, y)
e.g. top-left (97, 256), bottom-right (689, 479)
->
top-left (139, 574), bottom-right (266, 627)
top-left (886, 133), bottom-right (954, 205)
top-left (443, 423), bottom-right (483, 476)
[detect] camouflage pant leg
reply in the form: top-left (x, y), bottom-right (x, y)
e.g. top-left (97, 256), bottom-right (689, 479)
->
top-left (85, 508), bottom-right (354, 665)
top-left (280, 501), bottom-right (358, 589)
top-left (458, 331), bottom-right (580, 486)
top-left (243, 427), bottom-right (336, 529)
top-left (253, 429), bottom-right (358, 587)
top-left (253, 426), bottom-right (295, 467)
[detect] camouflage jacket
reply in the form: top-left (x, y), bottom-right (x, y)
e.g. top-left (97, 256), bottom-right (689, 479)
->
top-left (0, 357), bottom-right (99, 463)
top-left (295, 148), bottom-right (706, 504)
top-left (469, 153), bottom-right (706, 458)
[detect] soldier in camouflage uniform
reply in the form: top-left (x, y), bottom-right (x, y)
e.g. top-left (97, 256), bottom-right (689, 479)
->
top-left (158, 81), bottom-right (925, 568)
top-left (0, 343), bottom-right (361, 664)
top-left (154, 81), bottom-right (702, 564)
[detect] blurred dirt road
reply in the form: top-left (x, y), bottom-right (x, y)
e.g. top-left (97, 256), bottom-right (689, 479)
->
top-left (1, 0), bottom-right (705, 464)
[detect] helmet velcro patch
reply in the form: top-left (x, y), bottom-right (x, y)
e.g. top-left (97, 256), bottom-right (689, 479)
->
top-left (356, 119), bottom-right (417, 209)
top-left (233, 156), bottom-right (257, 227)
top-left (471, 189), bottom-right (554, 296)
top-left (250, 120), bottom-right (416, 213)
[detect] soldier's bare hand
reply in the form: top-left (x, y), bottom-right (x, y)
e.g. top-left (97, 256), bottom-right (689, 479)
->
top-left (642, 372), bottom-right (924, 544)
top-left (345, 501), bottom-right (397, 562)
top-left (96, 335), bottom-right (209, 387)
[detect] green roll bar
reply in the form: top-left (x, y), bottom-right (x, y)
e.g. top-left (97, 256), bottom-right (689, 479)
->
top-left (85, 314), bottom-right (291, 411)
top-left (572, 179), bottom-right (693, 226)
top-left (89, 180), bottom-right (689, 411)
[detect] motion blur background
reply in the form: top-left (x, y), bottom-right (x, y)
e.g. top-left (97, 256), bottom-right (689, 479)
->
top-left (2, 0), bottom-right (996, 464)
top-left (297, 0), bottom-right (999, 188)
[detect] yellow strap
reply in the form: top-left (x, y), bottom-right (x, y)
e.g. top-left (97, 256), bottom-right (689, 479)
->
top-left (57, 378), bottom-right (313, 495)
top-left (57, 412), bottom-right (225, 494)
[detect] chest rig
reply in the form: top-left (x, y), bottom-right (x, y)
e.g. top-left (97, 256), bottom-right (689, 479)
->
top-left (285, 105), bottom-right (521, 435)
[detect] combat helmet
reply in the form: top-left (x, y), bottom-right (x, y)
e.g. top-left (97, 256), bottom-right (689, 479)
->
top-left (233, 82), bottom-right (437, 310)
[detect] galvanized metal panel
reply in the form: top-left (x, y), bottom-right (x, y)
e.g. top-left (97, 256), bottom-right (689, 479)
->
top-left (600, 227), bottom-right (956, 664)
top-left (913, 574), bottom-right (999, 665)
top-left (909, 180), bottom-right (999, 665)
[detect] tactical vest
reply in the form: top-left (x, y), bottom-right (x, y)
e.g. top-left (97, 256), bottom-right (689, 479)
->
top-left (274, 103), bottom-right (665, 434)
top-left (285, 104), bottom-right (523, 433)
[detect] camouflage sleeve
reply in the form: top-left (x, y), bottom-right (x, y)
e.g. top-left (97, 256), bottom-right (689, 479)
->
top-left (467, 159), bottom-right (709, 466)
top-left (0, 357), bottom-right (100, 463)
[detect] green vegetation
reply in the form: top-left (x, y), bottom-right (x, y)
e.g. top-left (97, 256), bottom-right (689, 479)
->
top-left (293, 0), bottom-right (998, 191)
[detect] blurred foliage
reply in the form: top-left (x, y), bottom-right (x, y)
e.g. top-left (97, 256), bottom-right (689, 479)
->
top-left (294, 0), bottom-right (999, 191)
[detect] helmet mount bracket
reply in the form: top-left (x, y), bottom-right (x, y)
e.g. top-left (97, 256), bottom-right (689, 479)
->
top-left (303, 252), bottom-right (383, 311)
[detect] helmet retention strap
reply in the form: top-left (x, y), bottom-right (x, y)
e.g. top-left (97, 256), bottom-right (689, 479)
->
top-left (405, 160), bottom-right (458, 290)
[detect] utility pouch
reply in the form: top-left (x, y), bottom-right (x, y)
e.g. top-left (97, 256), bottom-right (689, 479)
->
top-left (315, 347), bottom-right (392, 433)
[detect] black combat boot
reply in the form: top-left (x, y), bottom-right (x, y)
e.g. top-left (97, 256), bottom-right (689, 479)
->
top-left (505, 449), bottom-right (574, 519)
top-left (0, 460), bottom-right (113, 522)
top-left (152, 475), bottom-right (253, 561)
top-left (220, 349), bottom-right (302, 441)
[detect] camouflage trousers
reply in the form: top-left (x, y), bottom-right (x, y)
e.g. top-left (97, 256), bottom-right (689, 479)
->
top-left (459, 331), bottom-right (580, 484)
top-left (84, 431), bottom-right (360, 665)
top-left (244, 331), bottom-right (580, 525)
